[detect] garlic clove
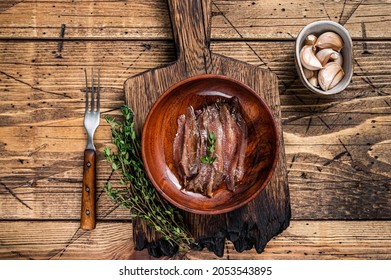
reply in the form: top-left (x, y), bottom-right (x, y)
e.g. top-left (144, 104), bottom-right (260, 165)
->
top-left (308, 76), bottom-right (319, 88)
top-left (316, 49), bottom-right (334, 66)
top-left (318, 62), bottom-right (344, 91)
top-left (300, 45), bottom-right (323, 71)
top-left (305, 34), bottom-right (317, 46)
top-left (303, 68), bottom-right (314, 79)
top-left (315, 31), bottom-right (344, 52)
top-left (330, 52), bottom-right (343, 66)
top-left (329, 67), bottom-right (345, 90)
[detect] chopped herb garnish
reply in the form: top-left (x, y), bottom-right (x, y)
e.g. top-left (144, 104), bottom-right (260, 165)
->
top-left (200, 131), bottom-right (217, 164)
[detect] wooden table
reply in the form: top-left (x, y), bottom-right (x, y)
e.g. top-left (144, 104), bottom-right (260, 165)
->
top-left (0, 0), bottom-right (390, 260)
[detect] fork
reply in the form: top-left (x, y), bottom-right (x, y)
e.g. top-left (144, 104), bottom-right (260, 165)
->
top-left (80, 68), bottom-right (100, 230)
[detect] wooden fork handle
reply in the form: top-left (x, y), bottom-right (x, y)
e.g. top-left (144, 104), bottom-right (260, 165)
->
top-left (80, 149), bottom-right (96, 230)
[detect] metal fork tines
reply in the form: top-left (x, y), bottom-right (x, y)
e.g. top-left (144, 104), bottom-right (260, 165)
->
top-left (84, 68), bottom-right (100, 151)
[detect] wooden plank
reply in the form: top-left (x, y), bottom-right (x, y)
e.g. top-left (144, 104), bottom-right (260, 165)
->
top-left (211, 0), bottom-right (391, 40)
top-left (0, 0), bottom-right (390, 39)
top-left (0, 221), bottom-right (134, 260)
top-left (0, 220), bottom-right (390, 259)
top-left (186, 220), bottom-right (391, 260)
top-left (0, 40), bottom-right (390, 221)
top-left (0, 0), bottom-right (172, 39)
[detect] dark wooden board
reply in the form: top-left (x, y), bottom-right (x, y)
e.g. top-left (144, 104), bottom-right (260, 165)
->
top-left (124, 0), bottom-right (290, 257)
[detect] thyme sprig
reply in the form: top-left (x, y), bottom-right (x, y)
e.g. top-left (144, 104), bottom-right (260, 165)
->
top-left (103, 105), bottom-right (193, 249)
top-left (200, 131), bottom-right (217, 164)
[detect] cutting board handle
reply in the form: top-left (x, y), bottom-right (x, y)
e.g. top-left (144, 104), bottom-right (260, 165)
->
top-left (168, 0), bottom-right (212, 73)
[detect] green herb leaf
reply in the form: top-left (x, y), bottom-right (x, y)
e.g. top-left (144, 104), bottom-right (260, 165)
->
top-left (104, 146), bottom-right (111, 157)
top-left (200, 156), bottom-right (209, 164)
top-left (201, 130), bottom-right (217, 165)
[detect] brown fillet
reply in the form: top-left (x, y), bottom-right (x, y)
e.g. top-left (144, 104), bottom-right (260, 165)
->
top-left (219, 102), bottom-right (241, 190)
top-left (173, 114), bottom-right (186, 180)
top-left (206, 105), bottom-right (225, 195)
top-left (205, 167), bottom-right (216, 197)
top-left (179, 106), bottom-right (199, 183)
top-left (234, 112), bottom-right (247, 182)
top-left (219, 103), bottom-right (238, 175)
top-left (207, 105), bottom-right (224, 180)
top-left (188, 106), bottom-right (213, 195)
top-left (186, 164), bottom-right (213, 196)
top-left (225, 124), bottom-right (241, 190)
top-left (185, 108), bottom-right (208, 193)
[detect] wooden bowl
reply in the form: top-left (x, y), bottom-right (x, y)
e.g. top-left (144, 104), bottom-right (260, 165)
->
top-left (142, 74), bottom-right (279, 214)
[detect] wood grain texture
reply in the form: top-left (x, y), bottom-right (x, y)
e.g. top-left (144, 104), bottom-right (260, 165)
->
top-left (0, 0), bottom-right (390, 260)
top-left (0, 221), bottom-right (134, 260)
top-left (0, 40), bottom-right (390, 221)
top-left (0, 0), bottom-right (389, 39)
top-left (0, 221), bottom-right (389, 259)
top-left (124, 0), bottom-right (290, 257)
top-left (186, 220), bottom-right (391, 260)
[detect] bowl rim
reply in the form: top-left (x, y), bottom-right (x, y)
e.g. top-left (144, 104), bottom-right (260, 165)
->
top-left (141, 73), bottom-right (280, 214)
top-left (295, 20), bottom-right (353, 95)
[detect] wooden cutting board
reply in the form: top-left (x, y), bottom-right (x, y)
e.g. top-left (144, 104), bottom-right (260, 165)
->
top-left (124, 0), bottom-right (290, 257)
